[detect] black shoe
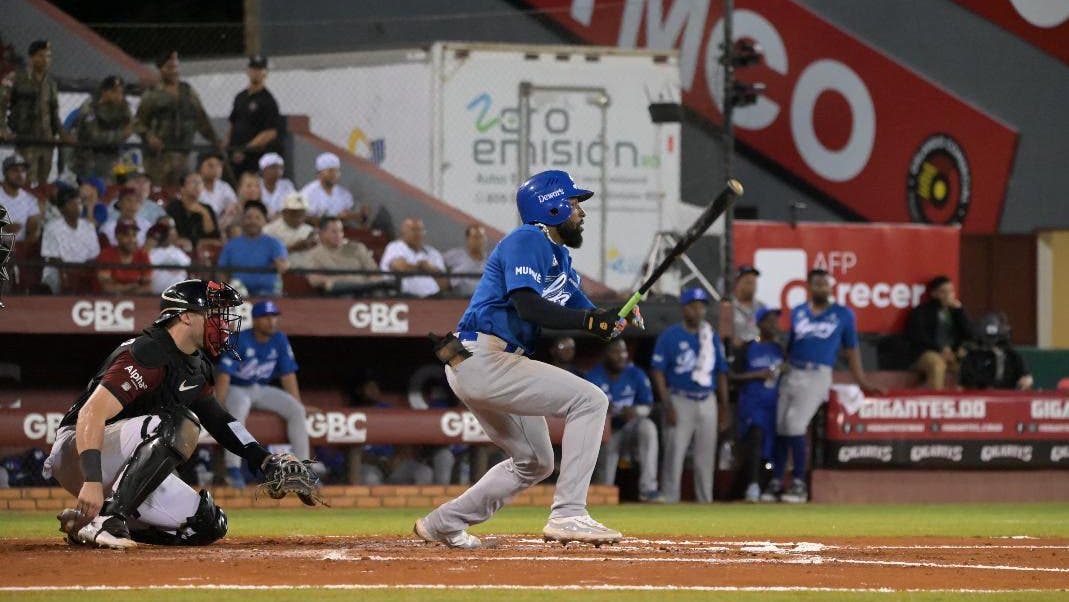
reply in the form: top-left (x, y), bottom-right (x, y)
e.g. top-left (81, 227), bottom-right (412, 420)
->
top-left (781, 480), bottom-right (808, 504)
top-left (759, 478), bottom-right (783, 503)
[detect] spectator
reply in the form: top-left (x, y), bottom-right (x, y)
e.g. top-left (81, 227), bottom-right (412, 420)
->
top-left (224, 55), bottom-right (283, 177)
top-left (217, 200), bottom-right (287, 296)
top-left (0, 40), bottom-right (67, 185)
top-left (134, 50), bottom-right (220, 186)
top-left (70, 75), bottom-right (132, 181)
top-left (443, 224), bottom-right (487, 297)
top-left (548, 336), bottom-right (582, 377)
top-left (219, 171), bottom-right (262, 238)
top-left (764, 269), bottom-right (883, 504)
top-left (0, 154), bottom-right (41, 242)
top-left (379, 217), bottom-right (447, 297)
top-left (77, 177), bottom-right (106, 226)
top-left (114, 167), bottom-right (167, 224)
top-left (263, 192), bottom-right (317, 253)
top-left (40, 184), bottom-right (99, 293)
top-left (291, 216), bottom-right (381, 295)
top-left (97, 218), bottom-right (151, 294)
top-left (145, 218), bottom-right (190, 294)
top-left (650, 287), bottom-right (730, 504)
top-left (730, 265), bottom-right (766, 347)
top-left (906, 275), bottom-right (973, 390)
top-left (301, 152), bottom-right (359, 223)
top-left (197, 151), bottom-right (237, 217)
top-left (100, 186), bottom-right (151, 247)
top-left (587, 339), bottom-right (662, 502)
top-left (730, 307), bottom-right (785, 502)
top-left (166, 171), bottom-right (219, 251)
top-left (215, 300), bottom-right (309, 488)
top-left (258, 152), bottom-right (294, 216)
top-left (960, 312), bottom-right (1033, 390)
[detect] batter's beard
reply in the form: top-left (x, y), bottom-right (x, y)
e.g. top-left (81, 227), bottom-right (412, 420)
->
top-left (558, 222), bottom-right (583, 248)
top-left (811, 293), bottom-right (830, 306)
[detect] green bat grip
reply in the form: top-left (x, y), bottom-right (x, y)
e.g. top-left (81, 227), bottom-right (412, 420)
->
top-left (617, 291), bottom-right (644, 318)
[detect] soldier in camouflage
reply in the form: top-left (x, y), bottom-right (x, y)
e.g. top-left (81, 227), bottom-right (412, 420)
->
top-left (134, 51), bottom-right (220, 187)
top-left (0, 40), bottom-right (66, 186)
top-left (71, 76), bottom-right (133, 181)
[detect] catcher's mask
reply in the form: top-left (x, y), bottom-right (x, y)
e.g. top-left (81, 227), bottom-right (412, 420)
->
top-left (0, 204), bottom-right (15, 309)
top-left (156, 279), bottom-right (244, 359)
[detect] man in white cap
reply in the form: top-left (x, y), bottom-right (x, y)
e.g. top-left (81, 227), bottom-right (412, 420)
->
top-left (300, 152), bottom-right (358, 225)
top-left (263, 192), bottom-right (316, 253)
top-left (258, 152), bottom-right (294, 217)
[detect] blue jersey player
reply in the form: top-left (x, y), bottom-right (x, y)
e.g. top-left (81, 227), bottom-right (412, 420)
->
top-left (730, 307), bottom-right (784, 502)
top-left (414, 170), bottom-right (639, 549)
top-left (764, 269), bottom-right (883, 503)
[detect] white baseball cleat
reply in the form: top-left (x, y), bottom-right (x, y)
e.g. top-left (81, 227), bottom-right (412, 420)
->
top-left (542, 514), bottom-right (622, 547)
top-left (58, 509), bottom-right (137, 550)
top-left (413, 517), bottom-right (482, 549)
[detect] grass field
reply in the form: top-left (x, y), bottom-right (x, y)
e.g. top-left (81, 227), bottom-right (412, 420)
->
top-left (4, 502), bottom-right (1068, 601)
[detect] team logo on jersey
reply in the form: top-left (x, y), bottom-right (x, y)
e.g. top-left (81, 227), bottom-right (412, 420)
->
top-left (124, 365), bottom-right (146, 390)
top-left (541, 273), bottom-right (572, 305)
top-left (794, 314), bottom-right (839, 339)
top-left (907, 134), bottom-right (971, 225)
top-left (515, 266), bottom-right (542, 283)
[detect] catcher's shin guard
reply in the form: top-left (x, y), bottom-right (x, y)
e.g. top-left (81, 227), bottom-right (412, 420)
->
top-left (128, 490), bottom-right (228, 546)
top-left (103, 409), bottom-right (202, 519)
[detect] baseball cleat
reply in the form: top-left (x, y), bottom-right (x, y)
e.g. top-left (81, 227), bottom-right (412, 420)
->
top-left (413, 518), bottom-right (482, 549)
top-left (58, 510), bottom-right (136, 550)
top-left (780, 480), bottom-right (808, 504)
top-left (542, 514), bottom-right (622, 547)
top-left (638, 490), bottom-right (666, 504)
top-left (744, 482), bottom-right (761, 503)
top-left (759, 478), bottom-right (782, 503)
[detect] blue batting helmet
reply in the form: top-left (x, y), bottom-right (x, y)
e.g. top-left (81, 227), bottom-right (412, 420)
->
top-left (516, 170), bottom-right (593, 227)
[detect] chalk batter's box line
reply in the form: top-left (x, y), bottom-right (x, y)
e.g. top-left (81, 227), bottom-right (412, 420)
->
top-left (2, 585), bottom-right (1068, 593)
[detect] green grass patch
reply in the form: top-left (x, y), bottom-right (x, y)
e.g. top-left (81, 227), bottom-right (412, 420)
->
top-left (5, 502), bottom-right (1069, 539)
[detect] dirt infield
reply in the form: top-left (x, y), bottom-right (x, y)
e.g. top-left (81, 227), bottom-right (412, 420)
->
top-left (5, 535), bottom-right (1069, 592)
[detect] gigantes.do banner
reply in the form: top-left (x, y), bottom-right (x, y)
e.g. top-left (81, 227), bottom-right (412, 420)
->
top-left (525, 0), bottom-right (1019, 233)
top-left (824, 389), bottom-right (1069, 469)
top-left (733, 221), bottom-right (960, 334)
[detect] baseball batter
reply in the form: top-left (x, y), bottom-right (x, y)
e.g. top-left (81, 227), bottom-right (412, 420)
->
top-left (763, 269), bottom-right (882, 503)
top-left (43, 279), bottom-right (322, 549)
top-left (415, 169), bottom-right (634, 548)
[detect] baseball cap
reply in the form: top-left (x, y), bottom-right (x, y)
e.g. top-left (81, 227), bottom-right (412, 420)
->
top-left (680, 287), bottom-right (711, 305)
top-left (258, 152), bottom-right (284, 171)
top-left (281, 192), bottom-right (309, 211)
top-left (3, 154), bottom-right (29, 172)
top-left (755, 307), bottom-right (781, 324)
top-left (737, 264), bottom-right (760, 278)
top-left (248, 55), bottom-right (268, 69)
top-left (252, 300), bottom-right (281, 318)
top-left (115, 218), bottom-right (140, 236)
top-left (315, 152), bottom-right (340, 172)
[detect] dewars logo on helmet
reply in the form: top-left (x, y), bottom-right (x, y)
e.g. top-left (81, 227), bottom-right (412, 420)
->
top-left (537, 188), bottom-right (566, 202)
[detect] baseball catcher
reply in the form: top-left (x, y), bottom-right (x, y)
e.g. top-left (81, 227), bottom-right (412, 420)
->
top-left (44, 279), bottom-right (324, 549)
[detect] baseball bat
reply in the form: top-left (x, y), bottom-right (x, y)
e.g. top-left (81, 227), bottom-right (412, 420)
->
top-left (617, 178), bottom-right (743, 318)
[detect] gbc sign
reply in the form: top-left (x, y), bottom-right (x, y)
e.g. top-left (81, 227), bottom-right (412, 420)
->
top-left (348, 302), bottom-right (409, 334)
top-left (71, 300), bottom-right (136, 332)
top-left (23, 412), bottom-right (65, 444)
top-left (440, 411), bottom-right (491, 443)
top-left (305, 412), bottom-right (367, 443)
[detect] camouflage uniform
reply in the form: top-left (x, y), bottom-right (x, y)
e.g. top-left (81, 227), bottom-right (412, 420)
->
top-left (134, 81), bottom-right (218, 186)
top-left (71, 97), bottom-right (132, 181)
top-left (0, 67), bottom-right (61, 185)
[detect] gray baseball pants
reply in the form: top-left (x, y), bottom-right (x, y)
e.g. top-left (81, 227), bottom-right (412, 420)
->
top-left (776, 366), bottom-right (832, 436)
top-left (661, 393), bottom-right (718, 503)
top-left (597, 416), bottom-right (659, 493)
top-left (423, 333), bottom-right (609, 534)
top-left (224, 384), bottom-right (309, 468)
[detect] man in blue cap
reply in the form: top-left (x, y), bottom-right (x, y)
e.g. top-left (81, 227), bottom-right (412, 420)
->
top-left (730, 307), bottom-right (785, 502)
top-left (215, 299), bottom-right (308, 487)
top-left (650, 287), bottom-right (730, 503)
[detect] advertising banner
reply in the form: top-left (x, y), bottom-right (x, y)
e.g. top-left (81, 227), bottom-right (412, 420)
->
top-left (526, 0), bottom-right (1019, 233)
top-left (733, 221), bottom-right (960, 334)
top-left (953, 0), bottom-right (1069, 67)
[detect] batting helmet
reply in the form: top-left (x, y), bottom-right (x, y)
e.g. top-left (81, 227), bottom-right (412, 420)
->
top-left (516, 170), bottom-right (593, 227)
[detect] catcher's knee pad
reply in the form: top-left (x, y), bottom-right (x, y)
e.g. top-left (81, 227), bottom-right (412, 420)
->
top-left (104, 410), bottom-right (202, 519)
top-left (178, 489), bottom-right (228, 546)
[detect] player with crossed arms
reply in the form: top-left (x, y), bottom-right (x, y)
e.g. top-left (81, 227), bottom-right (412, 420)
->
top-left (416, 170), bottom-right (638, 548)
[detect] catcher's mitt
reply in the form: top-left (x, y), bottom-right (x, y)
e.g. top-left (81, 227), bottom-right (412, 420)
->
top-left (259, 453), bottom-right (329, 507)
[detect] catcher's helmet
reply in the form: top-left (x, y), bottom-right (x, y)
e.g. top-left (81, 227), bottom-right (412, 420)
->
top-left (516, 170), bottom-right (593, 227)
top-left (0, 204), bottom-right (15, 309)
top-left (155, 279), bottom-right (244, 358)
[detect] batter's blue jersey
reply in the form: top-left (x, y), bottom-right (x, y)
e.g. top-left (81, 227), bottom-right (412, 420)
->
top-left (585, 363), bottom-right (654, 416)
top-left (456, 224), bottom-right (595, 353)
top-left (734, 340), bottom-right (784, 407)
top-left (787, 303), bottom-right (858, 367)
top-left (217, 329), bottom-right (299, 386)
top-left (650, 324), bottom-right (728, 393)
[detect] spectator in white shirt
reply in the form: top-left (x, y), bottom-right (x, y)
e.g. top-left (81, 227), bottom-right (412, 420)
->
top-left (120, 168), bottom-right (168, 224)
top-left (379, 217), bottom-right (448, 298)
top-left (263, 191), bottom-right (317, 253)
top-left (443, 224), bottom-right (488, 297)
top-left (197, 151), bottom-right (237, 217)
top-left (0, 154), bottom-right (42, 243)
top-left (301, 152), bottom-right (359, 224)
top-left (100, 186), bottom-right (152, 247)
top-left (41, 185), bottom-right (99, 293)
top-left (144, 217), bottom-right (191, 294)
top-left (258, 152), bottom-right (295, 217)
